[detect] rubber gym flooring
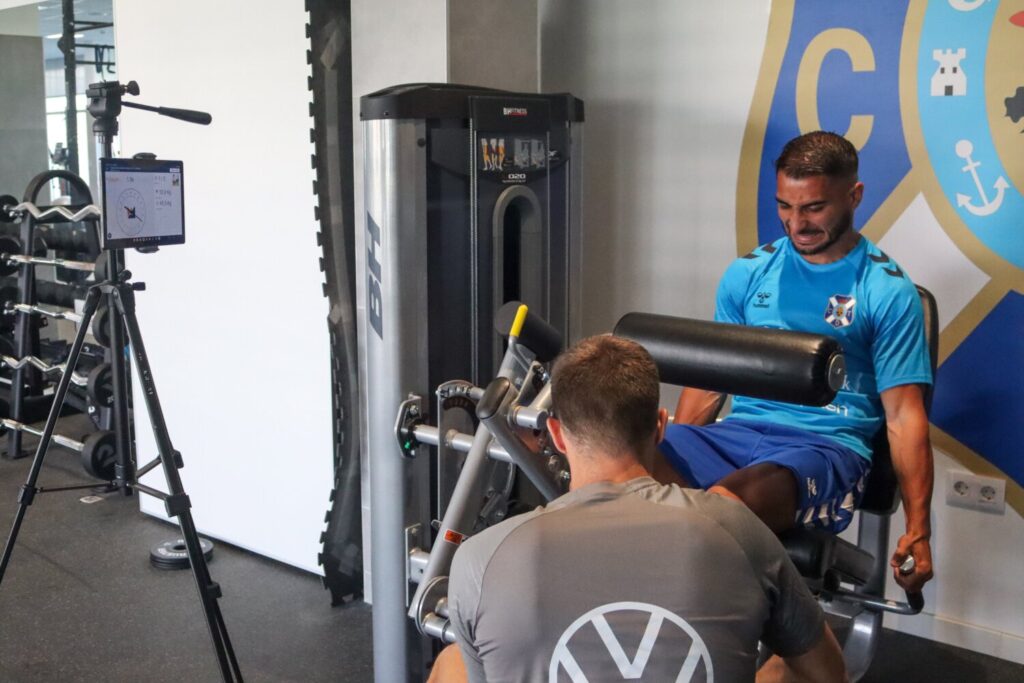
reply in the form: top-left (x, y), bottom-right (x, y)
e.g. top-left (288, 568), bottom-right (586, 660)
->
top-left (0, 416), bottom-right (1022, 682)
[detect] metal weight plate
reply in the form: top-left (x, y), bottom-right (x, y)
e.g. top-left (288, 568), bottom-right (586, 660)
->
top-left (87, 363), bottom-right (113, 407)
top-left (93, 252), bottom-right (110, 281)
top-left (0, 285), bottom-right (19, 332)
top-left (0, 236), bottom-right (20, 276)
top-left (80, 430), bottom-right (117, 479)
top-left (150, 537), bottom-right (215, 570)
top-left (91, 305), bottom-right (111, 347)
top-left (0, 195), bottom-right (17, 223)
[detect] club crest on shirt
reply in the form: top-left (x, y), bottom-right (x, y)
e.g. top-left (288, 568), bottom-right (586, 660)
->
top-left (824, 295), bottom-right (856, 328)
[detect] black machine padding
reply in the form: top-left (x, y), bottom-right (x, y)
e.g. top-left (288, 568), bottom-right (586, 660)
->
top-left (494, 300), bottom-right (563, 363)
top-left (613, 313), bottom-right (844, 407)
top-left (780, 527), bottom-right (874, 584)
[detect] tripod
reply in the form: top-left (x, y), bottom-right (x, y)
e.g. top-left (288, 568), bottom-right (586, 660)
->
top-left (0, 81), bottom-right (242, 682)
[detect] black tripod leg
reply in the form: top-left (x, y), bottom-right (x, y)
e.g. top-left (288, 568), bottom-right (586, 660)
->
top-left (105, 254), bottom-right (133, 495)
top-left (0, 286), bottom-right (105, 585)
top-left (113, 285), bottom-right (243, 682)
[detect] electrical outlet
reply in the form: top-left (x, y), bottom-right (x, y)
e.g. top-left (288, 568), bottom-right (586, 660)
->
top-left (946, 470), bottom-right (1006, 513)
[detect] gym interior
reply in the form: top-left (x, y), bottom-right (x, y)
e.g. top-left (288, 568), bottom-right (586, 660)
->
top-left (0, 1), bottom-right (1022, 681)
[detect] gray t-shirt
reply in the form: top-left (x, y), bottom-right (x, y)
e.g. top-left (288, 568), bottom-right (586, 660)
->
top-left (448, 477), bottom-right (823, 682)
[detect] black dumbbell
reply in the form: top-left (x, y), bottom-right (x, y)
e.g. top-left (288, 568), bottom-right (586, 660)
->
top-left (0, 418), bottom-right (117, 480)
top-left (91, 304), bottom-right (112, 347)
top-left (0, 234), bottom-right (50, 277)
top-left (87, 362), bottom-right (113, 407)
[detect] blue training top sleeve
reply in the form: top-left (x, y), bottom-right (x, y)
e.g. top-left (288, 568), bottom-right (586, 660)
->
top-left (869, 280), bottom-right (933, 393)
top-left (714, 259), bottom-right (750, 325)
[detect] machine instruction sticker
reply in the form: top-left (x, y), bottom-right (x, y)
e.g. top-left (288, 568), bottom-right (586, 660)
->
top-left (479, 135), bottom-right (547, 184)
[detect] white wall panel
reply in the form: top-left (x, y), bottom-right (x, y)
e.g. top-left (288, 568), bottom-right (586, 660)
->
top-left (113, 0), bottom-right (332, 573)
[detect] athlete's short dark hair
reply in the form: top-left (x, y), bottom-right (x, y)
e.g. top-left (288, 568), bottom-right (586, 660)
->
top-left (775, 131), bottom-right (858, 181)
top-left (550, 335), bottom-right (660, 455)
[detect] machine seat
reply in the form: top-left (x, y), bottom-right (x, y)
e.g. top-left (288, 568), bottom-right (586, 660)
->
top-left (780, 528), bottom-right (873, 585)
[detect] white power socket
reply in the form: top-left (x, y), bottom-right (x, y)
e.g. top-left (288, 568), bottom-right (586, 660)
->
top-left (946, 470), bottom-right (1006, 513)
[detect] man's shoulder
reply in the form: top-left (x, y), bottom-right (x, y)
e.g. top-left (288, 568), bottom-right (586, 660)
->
top-left (858, 238), bottom-right (919, 294)
top-left (736, 236), bottom-right (789, 263)
top-left (722, 237), bottom-right (788, 282)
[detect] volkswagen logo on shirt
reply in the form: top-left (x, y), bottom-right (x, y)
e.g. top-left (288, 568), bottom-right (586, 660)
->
top-left (549, 601), bottom-right (714, 682)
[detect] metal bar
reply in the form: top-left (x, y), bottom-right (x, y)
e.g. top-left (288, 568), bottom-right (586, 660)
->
top-left (422, 614), bottom-right (455, 644)
top-left (409, 424), bottom-right (512, 463)
top-left (131, 481), bottom-right (168, 500)
top-left (1, 418), bottom-right (85, 450)
top-left (10, 202), bottom-right (101, 223)
top-left (3, 254), bottom-right (95, 272)
top-left (478, 382), bottom-right (560, 501)
top-left (7, 303), bottom-right (84, 324)
top-left (38, 483), bottom-right (109, 493)
top-left (0, 355), bottom-right (88, 386)
top-left (61, 0), bottom-right (78, 176)
top-left (824, 587), bottom-right (923, 616)
top-left (72, 21), bottom-right (113, 30)
top-left (136, 456), bottom-right (161, 478)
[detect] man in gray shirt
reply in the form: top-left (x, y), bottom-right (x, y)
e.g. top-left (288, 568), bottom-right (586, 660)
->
top-left (431, 335), bottom-right (846, 682)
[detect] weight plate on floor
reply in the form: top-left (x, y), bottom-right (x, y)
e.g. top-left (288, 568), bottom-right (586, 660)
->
top-left (87, 363), bottom-right (113, 407)
top-left (80, 430), bottom-right (117, 479)
top-left (150, 537), bottom-right (215, 570)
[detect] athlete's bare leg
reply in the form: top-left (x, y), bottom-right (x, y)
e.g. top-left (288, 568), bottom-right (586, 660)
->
top-left (710, 463), bottom-right (799, 533)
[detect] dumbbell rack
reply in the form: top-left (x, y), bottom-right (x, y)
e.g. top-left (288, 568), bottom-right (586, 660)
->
top-left (1, 170), bottom-right (111, 464)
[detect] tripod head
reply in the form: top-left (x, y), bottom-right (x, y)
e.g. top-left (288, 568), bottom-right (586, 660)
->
top-left (86, 80), bottom-right (212, 147)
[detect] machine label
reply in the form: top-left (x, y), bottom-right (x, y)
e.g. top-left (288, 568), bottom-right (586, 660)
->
top-left (366, 213), bottom-right (383, 339)
top-left (443, 529), bottom-right (466, 545)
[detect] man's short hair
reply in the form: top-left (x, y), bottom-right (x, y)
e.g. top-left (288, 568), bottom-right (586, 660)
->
top-left (550, 335), bottom-right (660, 454)
top-left (774, 131), bottom-right (858, 181)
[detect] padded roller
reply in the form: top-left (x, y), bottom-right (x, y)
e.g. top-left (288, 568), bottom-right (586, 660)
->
top-left (613, 313), bottom-right (845, 406)
top-left (494, 300), bottom-right (563, 363)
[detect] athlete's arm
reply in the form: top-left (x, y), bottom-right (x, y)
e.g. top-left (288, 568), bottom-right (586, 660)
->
top-left (673, 386), bottom-right (726, 425)
top-left (757, 622), bottom-right (848, 683)
top-left (881, 383), bottom-right (934, 593)
top-left (427, 644), bottom-right (469, 683)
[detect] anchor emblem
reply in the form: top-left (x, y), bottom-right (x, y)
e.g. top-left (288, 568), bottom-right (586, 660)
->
top-left (948, 0), bottom-right (989, 11)
top-left (954, 139), bottom-right (1007, 217)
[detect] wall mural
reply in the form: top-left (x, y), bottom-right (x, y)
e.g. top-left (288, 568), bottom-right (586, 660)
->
top-left (737, 0), bottom-right (1024, 514)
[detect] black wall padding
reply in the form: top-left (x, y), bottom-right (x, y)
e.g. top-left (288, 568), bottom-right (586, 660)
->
top-left (308, 0), bottom-right (362, 606)
top-left (613, 313), bottom-right (844, 407)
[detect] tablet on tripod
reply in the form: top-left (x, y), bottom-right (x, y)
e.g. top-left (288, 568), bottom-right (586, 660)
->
top-left (100, 157), bottom-right (185, 250)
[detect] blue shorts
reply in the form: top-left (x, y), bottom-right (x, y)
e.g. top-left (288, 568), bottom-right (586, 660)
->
top-left (659, 419), bottom-right (871, 533)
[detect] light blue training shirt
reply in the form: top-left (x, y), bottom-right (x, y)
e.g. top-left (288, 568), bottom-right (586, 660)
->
top-left (716, 235), bottom-right (932, 459)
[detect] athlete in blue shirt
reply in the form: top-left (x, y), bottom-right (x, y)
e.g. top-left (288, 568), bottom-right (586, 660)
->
top-left (657, 132), bottom-right (935, 594)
